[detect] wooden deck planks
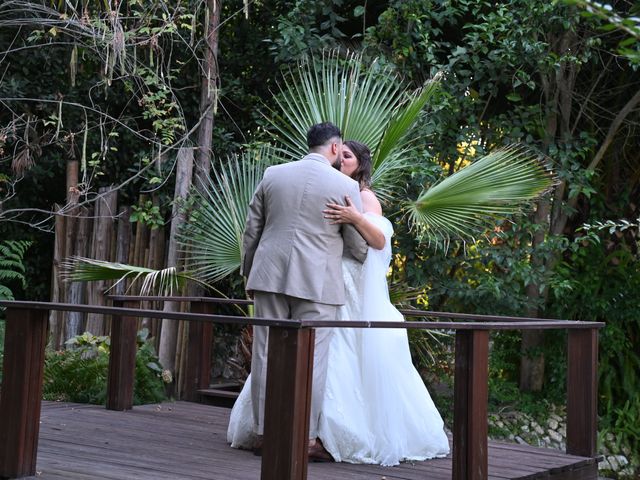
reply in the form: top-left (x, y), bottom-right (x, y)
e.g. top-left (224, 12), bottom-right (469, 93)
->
top-left (23, 401), bottom-right (597, 480)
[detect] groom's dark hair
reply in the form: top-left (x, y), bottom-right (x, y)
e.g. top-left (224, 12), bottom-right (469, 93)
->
top-left (307, 122), bottom-right (342, 149)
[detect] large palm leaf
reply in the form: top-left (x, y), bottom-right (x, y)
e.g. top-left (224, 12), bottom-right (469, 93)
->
top-left (180, 146), bottom-right (282, 284)
top-left (64, 146), bottom-right (280, 296)
top-left (268, 50), bottom-right (440, 200)
top-left (62, 257), bottom-right (190, 296)
top-left (406, 146), bottom-right (556, 245)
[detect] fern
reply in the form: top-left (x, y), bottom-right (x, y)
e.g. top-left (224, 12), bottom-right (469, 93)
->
top-left (0, 240), bottom-right (32, 301)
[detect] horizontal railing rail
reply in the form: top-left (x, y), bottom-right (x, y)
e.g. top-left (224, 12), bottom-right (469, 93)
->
top-left (0, 298), bottom-right (604, 480)
top-left (2, 299), bottom-right (603, 330)
top-left (107, 295), bottom-right (591, 324)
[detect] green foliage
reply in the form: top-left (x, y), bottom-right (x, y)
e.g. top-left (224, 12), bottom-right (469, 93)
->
top-left (268, 50), bottom-right (441, 201)
top-left (43, 330), bottom-right (167, 405)
top-left (0, 240), bottom-right (31, 301)
top-left (549, 230), bottom-right (640, 469)
top-left (567, 0), bottom-right (640, 66)
top-left (489, 328), bottom-right (567, 405)
top-left (266, 0), bottom-right (348, 62)
top-left (139, 78), bottom-right (186, 147)
top-left (63, 257), bottom-right (189, 296)
top-left (130, 200), bottom-right (165, 229)
top-left (407, 147), bottom-right (555, 245)
top-left (181, 145), bottom-right (282, 285)
top-left (604, 398), bottom-right (640, 467)
top-left (552, 237), bottom-right (640, 410)
top-left (44, 348), bottom-right (110, 404)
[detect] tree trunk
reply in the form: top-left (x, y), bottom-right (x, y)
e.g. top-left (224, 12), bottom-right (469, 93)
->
top-left (520, 29), bottom-right (577, 392)
top-left (158, 147), bottom-right (194, 379)
top-left (65, 207), bottom-right (92, 341)
top-left (48, 206), bottom-right (66, 350)
top-left (175, 0), bottom-right (222, 396)
top-left (58, 160), bottom-right (80, 344)
top-left (114, 207), bottom-right (132, 295)
top-left (194, 0), bottom-right (220, 191)
top-left (85, 187), bottom-right (118, 335)
top-left (187, 0), bottom-right (220, 297)
top-left (520, 200), bottom-right (550, 392)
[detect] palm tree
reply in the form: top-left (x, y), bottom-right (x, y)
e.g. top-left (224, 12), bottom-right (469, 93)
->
top-left (66, 50), bottom-right (555, 298)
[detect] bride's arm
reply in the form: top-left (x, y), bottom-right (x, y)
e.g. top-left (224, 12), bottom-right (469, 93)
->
top-left (324, 190), bottom-right (385, 250)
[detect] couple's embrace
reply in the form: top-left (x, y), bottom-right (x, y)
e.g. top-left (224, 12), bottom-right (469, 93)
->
top-left (227, 122), bottom-right (449, 466)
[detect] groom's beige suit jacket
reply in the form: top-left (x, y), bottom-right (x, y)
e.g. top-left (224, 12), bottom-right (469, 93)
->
top-left (242, 153), bottom-right (368, 305)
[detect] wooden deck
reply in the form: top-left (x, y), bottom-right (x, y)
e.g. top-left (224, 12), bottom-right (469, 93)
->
top-left (25, 401), bottom-right (598, 480)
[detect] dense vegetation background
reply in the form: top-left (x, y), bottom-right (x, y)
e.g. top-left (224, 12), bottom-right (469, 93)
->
top-left (1, 0), bottom-right (639, 474)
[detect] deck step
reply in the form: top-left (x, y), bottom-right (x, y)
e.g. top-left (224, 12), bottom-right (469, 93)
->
top-left (197, 382), bottom-right (242, 408)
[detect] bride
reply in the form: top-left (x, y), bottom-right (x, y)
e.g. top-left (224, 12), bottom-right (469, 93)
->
top-left (228, 140), bottom-right (450, 466)
top-left (317, 140), bottom-right (449, 465)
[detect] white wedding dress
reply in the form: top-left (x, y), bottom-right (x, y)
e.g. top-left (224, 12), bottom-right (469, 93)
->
top-left (227, 214), bottom-right (450, 466)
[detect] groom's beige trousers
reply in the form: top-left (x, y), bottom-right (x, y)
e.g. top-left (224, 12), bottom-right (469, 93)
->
top-left (251, 291), bottom-right (337, 439)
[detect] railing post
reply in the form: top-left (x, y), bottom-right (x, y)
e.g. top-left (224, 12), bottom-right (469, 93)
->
top-left (184, 301), bottom-right (214, 401)
top-left (453, 329), bottom-right (489, 480)
top-left (106, 300), bottom-right (138, 411)
top-left (261, 326), bottom-right (315, 480)
top-left (566, 328), bottom-right (598, 457)
top-left (0, 307), bottom-right (48, 478)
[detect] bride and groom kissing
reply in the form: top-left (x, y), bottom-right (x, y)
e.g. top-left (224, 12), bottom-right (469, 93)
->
top-left (227, 122), bottom-right (450, 465)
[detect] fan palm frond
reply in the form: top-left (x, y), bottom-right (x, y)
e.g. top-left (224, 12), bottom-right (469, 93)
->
top-left (407, 146), bottom-right (556, 245)
top-left (64, 146), bottom-right (282, 293)
top-left (269, 51), bottom-right (401, 158)
top-left (372, 75), bottom-right (441, 171)
top-left (180, 145), bottom-right (283, 284)
top-left (62, 256), bottom-right (192, 296)
top-left (267, 50), bottom-right (441, 199)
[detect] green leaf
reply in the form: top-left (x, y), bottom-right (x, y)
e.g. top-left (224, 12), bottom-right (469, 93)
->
top-left (266, 50), bottom-right (441, 200)
top-left (619, 36), bottom-right (638, 47)
top-left (406, 146), bottom-right (556, 245)
top-left (180, 145), bottom-right (283, 284)
top-left (62, 257), bottom-right (192, 296)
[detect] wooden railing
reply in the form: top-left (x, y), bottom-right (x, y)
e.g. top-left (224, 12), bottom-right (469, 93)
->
top-left (0, 297), bottom-right (604, 480)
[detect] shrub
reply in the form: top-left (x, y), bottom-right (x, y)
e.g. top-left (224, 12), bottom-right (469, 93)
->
top-left (43, 329), bottom-right (167, 405)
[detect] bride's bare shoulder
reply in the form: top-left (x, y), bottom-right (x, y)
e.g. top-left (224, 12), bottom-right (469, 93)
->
top-left (360, 188), bottom-right (382, 216)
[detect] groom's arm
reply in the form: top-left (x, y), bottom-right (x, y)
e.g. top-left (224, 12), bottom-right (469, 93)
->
top-left (241, 180), bottom-right (266, 279)
top-left (341, 183), bottom-right (369, 264)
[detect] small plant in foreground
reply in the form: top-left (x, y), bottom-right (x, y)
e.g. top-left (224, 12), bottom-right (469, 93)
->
top-left (43, 329), bottom-right (168, 405)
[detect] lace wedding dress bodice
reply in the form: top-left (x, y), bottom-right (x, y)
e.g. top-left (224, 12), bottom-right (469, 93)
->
top-left (227, 214), bottom-right (449, 466)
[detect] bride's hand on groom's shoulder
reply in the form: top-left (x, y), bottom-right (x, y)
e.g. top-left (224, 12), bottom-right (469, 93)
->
top-left (324, 196), bottom-right (362, 226)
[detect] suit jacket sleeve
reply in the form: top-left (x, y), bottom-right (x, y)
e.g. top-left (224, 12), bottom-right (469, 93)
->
top-left (341, 183), bottom-right (369, 264)
top-left (241, 180), bottom-right (265, 278)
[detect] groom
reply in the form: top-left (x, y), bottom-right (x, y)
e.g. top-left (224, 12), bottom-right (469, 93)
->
top-left (241, 122), bottom-right (368, 457)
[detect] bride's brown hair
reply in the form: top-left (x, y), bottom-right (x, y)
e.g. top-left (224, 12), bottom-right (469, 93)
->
top-left (344, 140), bottom-right (372, 191)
